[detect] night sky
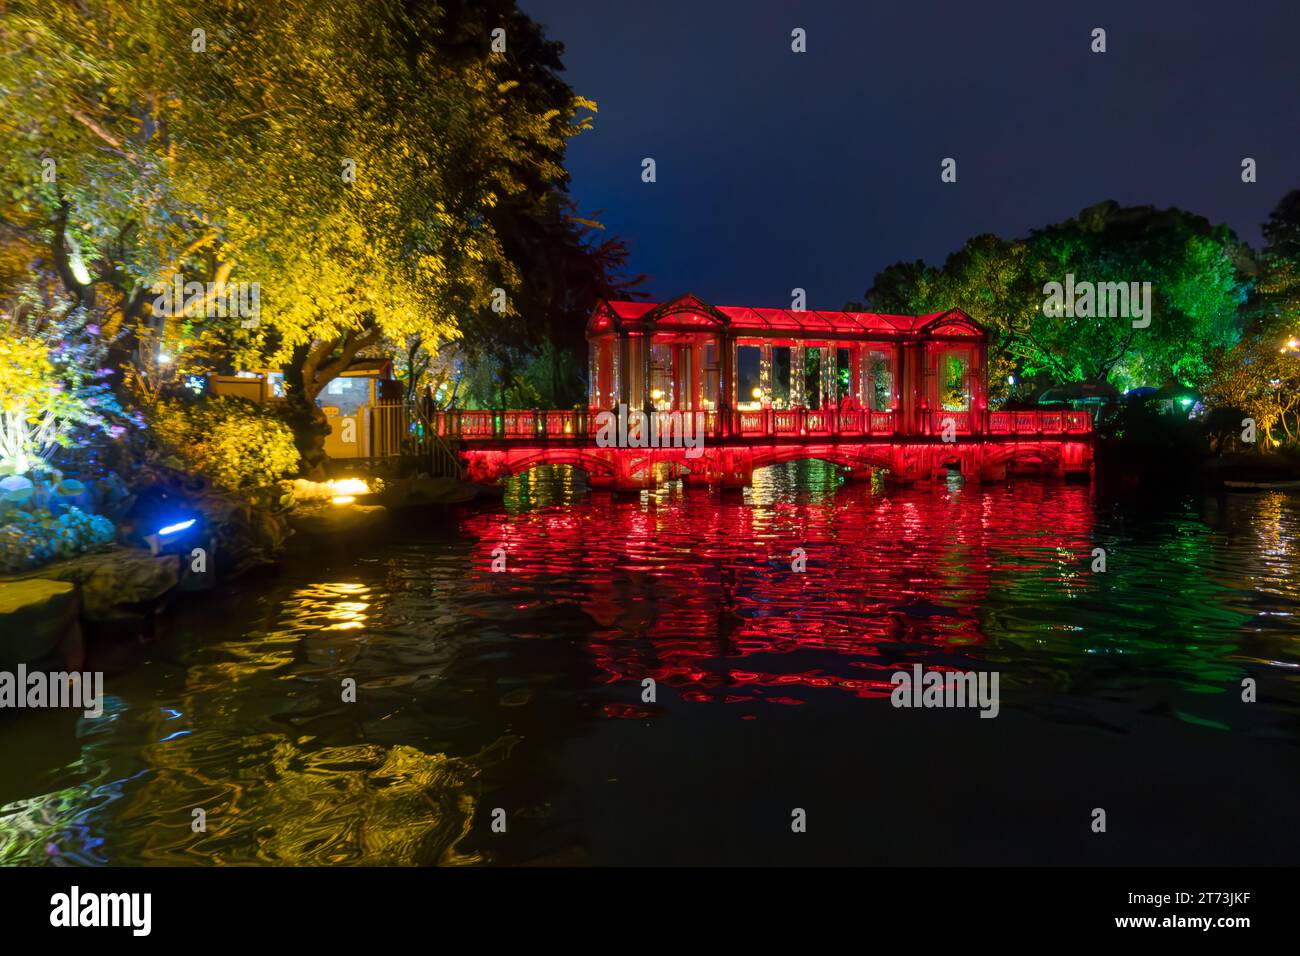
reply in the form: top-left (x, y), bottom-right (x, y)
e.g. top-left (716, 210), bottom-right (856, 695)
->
top-left (520, 0), bottom-right (1300, 309)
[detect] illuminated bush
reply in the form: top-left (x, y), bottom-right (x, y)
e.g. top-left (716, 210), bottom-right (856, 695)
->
top-left (0, 505), bottom-right (116, 573)
top-left (0, 297), bottom-right (125, 476)
top-left (151, 396), bottom-right (300, 490)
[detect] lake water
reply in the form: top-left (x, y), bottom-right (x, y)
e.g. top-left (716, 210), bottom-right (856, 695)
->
top-left (2, 462), bottom-right (1297, 865)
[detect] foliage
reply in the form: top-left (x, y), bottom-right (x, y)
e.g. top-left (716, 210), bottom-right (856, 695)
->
top-left (1202, 341), bottom-right (1300, 448)
top-left (1030, 205), bottom-right (1246, 388)
top-left (857, 202), bottom-right (1250, 399)
top-left (0, 1), bottom-right (600, 400)
top-left (392, 201), bottom-right (645, 413)
top-left (0, 287), bottom-right (128, 475)
top-left (0, 471), bottom-right (87, 509)
top-left (149, 395), bottom-right (300, 490)
top-left (451, 200), bottom-right (647, 408)
top-left (1257, 190), bottom-right (1300, 328)
top-left (0, 505), bottom-right (116, 573)
top-left (1202, 191), bottom-right (1300, 447)
top-left (2, 0), bottom-right (643, 486)
top-left (452, 341), bottom-right (587, 409)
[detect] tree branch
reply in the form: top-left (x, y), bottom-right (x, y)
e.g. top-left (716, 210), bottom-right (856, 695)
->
top-left (306, 327), bottom-right (382, 399)
top-left (62, 104), bottom-right (126, 152)
top-left (51, 201), bottom-right (95, 309)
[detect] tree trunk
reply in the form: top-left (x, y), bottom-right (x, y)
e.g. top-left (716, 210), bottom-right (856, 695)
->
top-left (286, 389), bottom-right (332, 480)
top-left (284, 342), bottom-right (332, 480)
top-left (283, 327), bottom-right (381, 478)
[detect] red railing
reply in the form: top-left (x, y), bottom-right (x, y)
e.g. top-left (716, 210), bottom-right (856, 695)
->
top-left (431, 407), bottom-right (1090, 441)
top-left (431, 409), bottom-right (588, 439)
top-left (930, 410), bottom-right (973, 434)
top-left (985, 410), bottom-right (1091, 434)
top-left (733, 408), bottom-right (894, 437)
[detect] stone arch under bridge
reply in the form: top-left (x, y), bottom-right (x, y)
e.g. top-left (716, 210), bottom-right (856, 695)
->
top-left (461, 447), bottom-right (617, 485)
top-left (459, 439), bottom-right (1092, 490)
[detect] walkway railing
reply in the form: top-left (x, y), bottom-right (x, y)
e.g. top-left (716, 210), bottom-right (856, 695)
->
top-left (432, 409), bottom-right (591, 440)
top-left (371, 402), bottom-right (408, 457)
top-left (734, 408), bottom-right (895, 437)
top-left (985, 410), bottom-right (1092, 434)
top-left (422, 406), bottom-right (1091, 444)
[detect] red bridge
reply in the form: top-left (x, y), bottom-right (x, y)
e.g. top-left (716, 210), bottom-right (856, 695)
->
top-left (430, 294), bottom-right (1092, 490)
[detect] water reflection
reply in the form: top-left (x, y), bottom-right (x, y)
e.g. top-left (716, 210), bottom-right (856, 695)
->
top-left (1, 463), bottom-right (1298, 865)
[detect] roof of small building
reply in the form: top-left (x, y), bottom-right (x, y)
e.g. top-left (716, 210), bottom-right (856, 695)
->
top-left (588, 293), bottom-right (984, 339)
top-left (339, 358), bottom-right (393, 378)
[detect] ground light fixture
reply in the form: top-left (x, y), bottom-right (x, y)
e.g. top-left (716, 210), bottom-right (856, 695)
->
top-left (326, 477), bottom-right (369, 505)
top-left (157, 518), bottom-right (196, 536)
top-left (144, 513), bottom-right (205, 556)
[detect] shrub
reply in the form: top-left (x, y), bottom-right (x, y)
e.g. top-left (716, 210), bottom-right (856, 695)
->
top-left (0, 294), bottom-right (127, 476)
top-left (0, 505), bottom-right (116, 573)
top-left (150, 395), bottom-right (300, 490)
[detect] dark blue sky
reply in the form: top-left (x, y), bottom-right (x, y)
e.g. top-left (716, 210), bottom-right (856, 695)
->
top-left (521, 0), bottom-right (1299, 310)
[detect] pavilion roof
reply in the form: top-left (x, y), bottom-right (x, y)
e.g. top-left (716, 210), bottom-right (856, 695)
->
top-left (588, 293), bottom-right (983, 339)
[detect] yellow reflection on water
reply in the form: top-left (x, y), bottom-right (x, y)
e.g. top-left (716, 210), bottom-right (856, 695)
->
top-left (504, 464), bottom-right (581, 511)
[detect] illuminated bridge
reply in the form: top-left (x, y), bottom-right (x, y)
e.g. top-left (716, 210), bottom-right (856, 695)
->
top-left (429, 294), bottom-right (1093, 490)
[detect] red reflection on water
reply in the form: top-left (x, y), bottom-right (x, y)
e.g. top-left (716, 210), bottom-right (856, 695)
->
top-left (461, 468), bottom-right (1095, 709)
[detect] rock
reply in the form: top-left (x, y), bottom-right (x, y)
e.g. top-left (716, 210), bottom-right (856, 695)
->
top-left (39, 549), bottom-right (180, 621)
top-left (289, 502), bottom-right (388, 536)
top-left (0, 579), bottom-right (81, 666)
top-left (192, 491), bottom-right (291, 576)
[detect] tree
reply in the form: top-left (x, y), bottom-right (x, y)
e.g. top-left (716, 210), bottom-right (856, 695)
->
top-left (1203, 191), bottom-right (1300, 447)
top-left (1, 0), bottom-right (602, 473)
top-left (1027, 202), bottom-right (1246, 389)
top-left (1256, 190), bottom-right (1300, 334)
top-left (0, 282), bottom-right (126, 475)
top-left (450, 201), bottom-right (647, 408)
top-left (855, 202), bottom-right (1250, 400)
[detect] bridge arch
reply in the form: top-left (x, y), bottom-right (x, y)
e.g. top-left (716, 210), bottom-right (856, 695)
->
top-left (462, 447), bottom-right (618, 484)
top-left (983, 442), bottom-right (1064, 468)
top-left (750, 445), bottom-right (897, 474)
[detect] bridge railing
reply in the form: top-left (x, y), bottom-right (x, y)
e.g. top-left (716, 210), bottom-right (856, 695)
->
top-left (430, 407), bottom-right (902, 440)
top-left (734, 408), bottom-right (895, 437)
top-left (428, 407), bottom-right (1091, 441)
top-left (930, 410), bottom-right (974, 434)
top-left (430, 409), bottom-right (590, 440)
top-left (984, 410), bottom-right (1092, 434)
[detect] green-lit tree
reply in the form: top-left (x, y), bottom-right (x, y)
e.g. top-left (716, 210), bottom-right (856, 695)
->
top-left (1203, 191), bottom-right (1300, 447)
top-left (855, 202), bottom-right (1251, 401)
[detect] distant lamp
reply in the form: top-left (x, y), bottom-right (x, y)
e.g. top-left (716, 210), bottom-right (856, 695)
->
top-left (751, 387), bottom-right (763, 399)
top-left (1007, 375), bottom-right (1016, 385)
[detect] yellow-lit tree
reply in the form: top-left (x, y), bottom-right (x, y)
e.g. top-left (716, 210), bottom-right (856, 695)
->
top-left (1, 0), bottom-right (596, 471)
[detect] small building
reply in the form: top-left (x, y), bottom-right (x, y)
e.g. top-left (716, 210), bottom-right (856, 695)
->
top-left (585, 293), bottom-right (989, 435)
top-left (210, 359), bottom-right (402, 458)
